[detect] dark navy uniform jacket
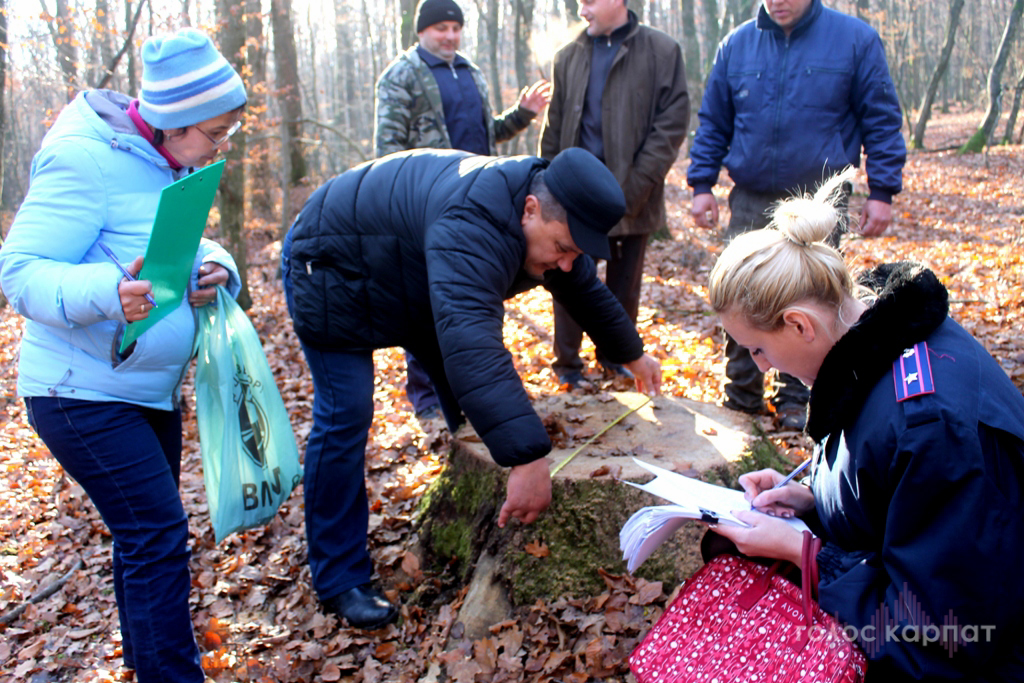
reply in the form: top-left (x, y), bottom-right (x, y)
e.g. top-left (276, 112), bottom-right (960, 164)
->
top-left (283, 150), bottom-right (643, 468)
top-left (805, 263), bottom-right (1024, 680)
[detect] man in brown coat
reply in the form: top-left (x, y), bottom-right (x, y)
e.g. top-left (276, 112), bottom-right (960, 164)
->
top-left (540, 0), bottom-right (689, 386)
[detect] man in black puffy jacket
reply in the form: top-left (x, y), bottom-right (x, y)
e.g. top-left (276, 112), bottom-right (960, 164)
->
top-left (282, 147), bottom-right (661, 629)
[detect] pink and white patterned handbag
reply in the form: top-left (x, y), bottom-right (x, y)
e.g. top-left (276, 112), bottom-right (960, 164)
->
top-left (630, 532), bottom-right (867, 683)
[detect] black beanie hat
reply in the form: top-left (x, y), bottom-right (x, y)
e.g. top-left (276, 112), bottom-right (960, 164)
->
top-left (544, 148), bottom-right (625, 261)
top-left (415, 0), bottom-right (465, 32)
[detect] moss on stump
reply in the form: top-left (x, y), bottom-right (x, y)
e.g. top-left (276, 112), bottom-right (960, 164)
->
top-left (418, 392), bottom-right (770, 605)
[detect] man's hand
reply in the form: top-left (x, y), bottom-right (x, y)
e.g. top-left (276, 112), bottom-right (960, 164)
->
top-left (691, 193), bottom-right (719, 229)
top-left (858, 199), bottom-right (892, 237)
top-left (518, 79), bottom-right (553, 115)
top-left (498, 458), bottom-right (552, 528)
top-left (624, 354), bottom-right (662, 397)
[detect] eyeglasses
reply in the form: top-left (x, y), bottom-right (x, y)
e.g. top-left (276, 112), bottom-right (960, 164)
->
top-left (194, 120), bottom-right (242, 148)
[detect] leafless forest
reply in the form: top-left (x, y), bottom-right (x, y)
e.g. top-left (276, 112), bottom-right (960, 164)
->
top-left (2, 0), bottom-right (1024, 299)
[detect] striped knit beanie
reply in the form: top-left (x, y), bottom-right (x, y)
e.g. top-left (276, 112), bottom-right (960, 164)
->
top-left (138, 28), bottom-right (247, 130)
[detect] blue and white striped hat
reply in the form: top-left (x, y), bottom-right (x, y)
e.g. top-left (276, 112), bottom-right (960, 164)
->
top-left (138, 28), bottom-right (247, 130)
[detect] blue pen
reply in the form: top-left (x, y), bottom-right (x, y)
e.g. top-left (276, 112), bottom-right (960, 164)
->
top-left (97, 241), bottom-right (158, 308)
top-left (751, 458), bottom-right (811, 510)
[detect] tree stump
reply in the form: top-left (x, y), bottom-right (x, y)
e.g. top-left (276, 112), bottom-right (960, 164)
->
top-left (418, 391), bottom-right (755, 631)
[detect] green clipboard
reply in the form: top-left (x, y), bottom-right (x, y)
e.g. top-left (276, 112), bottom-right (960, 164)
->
top-left (119, 160), bottom-right (226, 353)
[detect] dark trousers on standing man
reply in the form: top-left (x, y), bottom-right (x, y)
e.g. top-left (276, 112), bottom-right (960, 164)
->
top-left (722, 185), bottom-right (846, 413)
top-left (552, 234), bottom-right (649, 378)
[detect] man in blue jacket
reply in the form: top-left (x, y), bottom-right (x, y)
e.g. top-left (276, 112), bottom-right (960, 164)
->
top-left (687, 0), bottom-right (906, 428)
top-left (282, 147), bottom-right (661, 630)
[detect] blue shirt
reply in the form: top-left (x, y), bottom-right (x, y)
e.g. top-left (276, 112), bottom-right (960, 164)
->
top-left (417, 46), bottom-right (489, 155)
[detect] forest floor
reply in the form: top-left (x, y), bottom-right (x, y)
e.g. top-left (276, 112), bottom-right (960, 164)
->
top-left (1, 109), bottom-right (1022, 682)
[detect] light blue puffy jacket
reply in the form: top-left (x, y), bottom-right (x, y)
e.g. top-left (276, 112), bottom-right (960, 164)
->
top-left (0, 90), bottom-right (241, 410)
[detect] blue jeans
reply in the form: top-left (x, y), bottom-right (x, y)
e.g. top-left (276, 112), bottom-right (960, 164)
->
top-left (24, 397), bottom-right (202, 683)
top-left (298, 342), bottom-right (376, 599)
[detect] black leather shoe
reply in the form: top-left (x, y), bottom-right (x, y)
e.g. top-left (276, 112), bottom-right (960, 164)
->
top-left (775, 404), bottom-right (808, 431)
top-left (557, 370), bottom-right (588, 390)
top-left (322, 584), bottom-right (398, 630)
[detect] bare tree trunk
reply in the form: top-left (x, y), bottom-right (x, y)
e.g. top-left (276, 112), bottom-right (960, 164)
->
top-left (399, 0), bottom-right (415, 49)
top-left (910, 0), bottom-right (964, 149)
top-left (96, 0), bottom-right (149, 90)
top-left (41, 0), bottom-right (79, 100)
top-left (126, 1), bottom-right (138, 94)
top-left (0, 0), bottom-right (7, 239)
top-left (1003, 66), bottom-right (1024, 144)
top-left (482, 0), bottom-right (501, 113)
top-left (271, 0), bottom-right (307, 187)
top-left (679, 0), bottom-right (702, 144)
top-left (512, 0), bottom-right (536, 155)
top-left (244, 0), bottom-right (275, 220)
top-left (701, 0), bottom-right (720, 73)
top-left (215, 0), bottom-right (251, 309)
top-left (960, 0), bottom-right (1024, 153)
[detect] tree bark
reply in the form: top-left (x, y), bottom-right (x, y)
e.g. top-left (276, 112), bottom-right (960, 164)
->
top-left (41, 0), bottom-right (79, 100)
top-left (1003, 66), bottom-right (1024, 144)
top-left (679, 0), bottom-right (702, 144)
top-left (271, 0), bottom-right (307, 187)
top-left (0, 0), bottom-right (7, 219)
top-left (216, 0), bottom-right (251, 309)
top-left (511, 0), bottom-right (536, 155)
top-left (95, 0), bottom-right (149, 91)
top-left (125, 1), bottom-right (138, 95)
top-left (910, 0), bottom-right (965, 150)
top-left (701, 0), bottom-right (720, 73)
top-left (399, 0), bottom-right (415, 49)
top-left (960, 0), bottom-right (1024, 153)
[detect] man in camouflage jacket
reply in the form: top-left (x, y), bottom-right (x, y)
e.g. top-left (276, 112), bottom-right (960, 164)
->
top-left (373, 0), bottom-right (550, 158)
top-left (373, 0), bottom-right (551, 420)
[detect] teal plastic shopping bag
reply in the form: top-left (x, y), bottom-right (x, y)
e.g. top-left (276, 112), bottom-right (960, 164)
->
top-left (195, 286), bottom-right (301, 542)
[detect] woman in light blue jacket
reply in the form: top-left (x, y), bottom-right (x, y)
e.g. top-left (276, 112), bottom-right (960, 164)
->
top-left (0, 29), bottom-right (246, 682)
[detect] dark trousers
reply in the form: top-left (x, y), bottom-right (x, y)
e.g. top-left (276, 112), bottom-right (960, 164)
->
top-left (404, 351), bottom-right (439, 415)
top-left (552, 234), bottom-right (649, 376)
top-left (298, 341), bottom-right (377, 600)
top-left (722, 186), bottom-right (845, 410)
top-left (25, 397), bottom-right (202, 683)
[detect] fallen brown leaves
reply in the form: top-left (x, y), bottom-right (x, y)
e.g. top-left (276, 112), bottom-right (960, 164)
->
top-left (2, 108), bottom-right (1022, 681)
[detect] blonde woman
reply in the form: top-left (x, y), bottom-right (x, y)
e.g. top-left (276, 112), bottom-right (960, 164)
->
top-left (705, 170), bottom-right (1024, 680)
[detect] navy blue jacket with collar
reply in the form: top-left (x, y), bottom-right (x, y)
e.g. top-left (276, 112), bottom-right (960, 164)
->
top-left (283, 150), bottom-right (643, 467)
top-left (805, 264), bottom-right (1024, 680)
top-left (687, 0), bottom-right (906, 201)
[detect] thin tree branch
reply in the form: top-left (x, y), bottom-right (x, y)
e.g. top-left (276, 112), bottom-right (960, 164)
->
top-left (94, 0), bottom-right (151, 90)
top-left (0, 558), bottom-right (85, 625)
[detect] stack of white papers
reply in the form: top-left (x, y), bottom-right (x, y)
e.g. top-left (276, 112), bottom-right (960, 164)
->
top-left (620, 458), bottom-right (810, 572)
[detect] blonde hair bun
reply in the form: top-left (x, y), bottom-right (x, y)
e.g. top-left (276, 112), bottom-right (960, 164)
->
top-left (771, 166), bottom-right (857, 247)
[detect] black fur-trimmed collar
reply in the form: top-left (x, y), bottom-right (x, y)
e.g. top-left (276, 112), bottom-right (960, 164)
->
top-left (806, 262), bottom-right (949, 442)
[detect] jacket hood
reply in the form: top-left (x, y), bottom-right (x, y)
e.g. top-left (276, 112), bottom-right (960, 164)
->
top-left (43, 90), bottom-right (168, 169)
top-left (807, 262), bottom-right (949, 441)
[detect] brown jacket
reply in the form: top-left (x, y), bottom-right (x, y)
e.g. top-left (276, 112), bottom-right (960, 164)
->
top-left (540, 12), bottom-right (689, 237)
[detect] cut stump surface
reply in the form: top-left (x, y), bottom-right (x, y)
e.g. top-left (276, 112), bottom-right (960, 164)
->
top-left (418, 392), bottom-right (756, 620)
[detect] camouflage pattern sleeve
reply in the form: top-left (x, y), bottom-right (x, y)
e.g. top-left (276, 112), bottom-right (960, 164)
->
top-left (374, 67), bottom-right (415, 157)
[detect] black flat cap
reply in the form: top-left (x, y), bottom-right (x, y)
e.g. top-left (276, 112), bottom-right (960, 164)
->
top-left (544, 148), bottom-right (625, 261)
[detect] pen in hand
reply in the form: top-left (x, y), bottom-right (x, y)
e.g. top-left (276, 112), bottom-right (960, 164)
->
top-left (751, 458), bottom-right (811, 510)
top-left (97, 241), bottom-right (157, 308)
